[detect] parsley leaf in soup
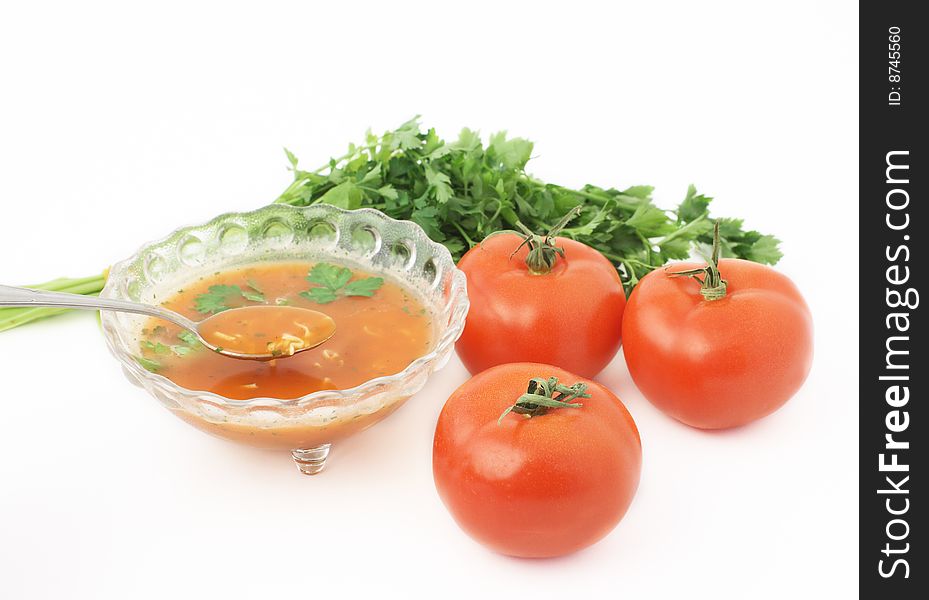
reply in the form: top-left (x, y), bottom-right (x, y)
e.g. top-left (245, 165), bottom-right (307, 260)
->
top-left (300, 263), bottom-right (384, 305)
top-left (135, 356), bottom-right (162, 372)
top-left (344, 277), bottom-right (385, 297)
top-left (300, 287), bottom-right (340, 305)
top-left (244, 279), bottom-right (266, 302)
top-left (307, 264), bottom-right (353, 290)
top-left (242, 289), bottom-right (265, 302)
top-left (170, 345), bottom-right (194, 357)
top-left (141, 340), bottom-right (170, 354)
top-left (177, 330), bottom-right (199, 346)
top-left (193, 285), bottom-right (243, 314)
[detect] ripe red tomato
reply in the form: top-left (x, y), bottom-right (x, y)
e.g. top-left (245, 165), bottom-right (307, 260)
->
top-left (622, 254), bottom-right (813, 429)
top-left (455, 228), bottom-right (625, 378)
top-left (433, 362), bottom-right (642, 558)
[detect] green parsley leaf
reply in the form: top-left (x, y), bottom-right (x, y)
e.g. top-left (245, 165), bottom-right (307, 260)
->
top-left (658, 236), bottom-right (694, 261)
top-left (742, 234), bottom-right (784, 264)
top-left (299, 287), bottom-right (339, 304)
top-left (170, 344), bottom-right (194, 357)
top-left (284, 147), bottom-right (299, 170)
top-left (716, 218), bottom-right (746, 239)
top-left (392, 116), bottom-right (422, 150)
top-left (344, 277), bottom-right (384, 297)
top-left (242, 279), bottom-right (265, 302)
top-left (425, 167), bottom-right (453, 204)
top-left (621, 185), bottom-right (655, 200)
top-left (308, 264), bottom-right (353, 289)
top-left (135, 356), bottom-right (162, 372)
top-left (193, 284), bottom-right (242, 314)
top-left (360, 163), bottom-right (382, 184)
top-left (625, 204), bottom-right (675, 237)
top-left (317, 181), bottom-right (363, 210)
top-left (177, 330), bottom-right (199, 346)
top-left (377, 184), bottom-right (398, 201)
top-left (301, 263), bottom-right (384, 304)
top-left (489, 131), bottom-right (533, 170)
top-left (410, 205), bottom-right (443, 240)
top-left (141, 340), bottom-right (170, 354)
top-left (677, 185), bottom-right (711, 222)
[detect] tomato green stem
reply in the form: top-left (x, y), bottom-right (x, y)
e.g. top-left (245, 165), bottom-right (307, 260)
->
top-left (668, 220), bottom-right (728, 301)
top-left (484, 205), bottom-right (582, 275)
top-left (497, 376), bottom-right (589, 425)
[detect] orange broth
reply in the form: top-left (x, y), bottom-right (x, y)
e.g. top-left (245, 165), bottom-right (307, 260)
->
top-left (138, 262), bottom-right (435, 401)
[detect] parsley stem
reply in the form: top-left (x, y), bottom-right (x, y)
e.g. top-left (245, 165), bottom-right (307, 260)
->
top-left (619, 261), bottom-right (640, 287)
top-left (637, 231), bottom-right (654, 263)
top-left (600, 252), bottom-right (656, 271)
top-left (275, 179), bottom-right (308, 205)
top-left (451, 221), bottom-right (476, 249)
top-left (657, 212), bottom-right (710, 245)
top-left (310, 143), bottom-right (381, 175)
top-left (544, 183), bottom-right (638, 210)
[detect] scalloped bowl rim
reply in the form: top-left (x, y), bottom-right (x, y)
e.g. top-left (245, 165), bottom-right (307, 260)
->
top-left (98, 204), bottom-right (469, 409)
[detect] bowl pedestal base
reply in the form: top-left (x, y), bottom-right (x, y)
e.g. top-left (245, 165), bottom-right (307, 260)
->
top-left (291, 444), bottom-right (332, 475)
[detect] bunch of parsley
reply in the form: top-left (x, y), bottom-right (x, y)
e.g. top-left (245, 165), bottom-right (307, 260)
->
top-left (0, 117), bottom-right (782, 333)
top-left (275, 117), bottom-right (781, 293)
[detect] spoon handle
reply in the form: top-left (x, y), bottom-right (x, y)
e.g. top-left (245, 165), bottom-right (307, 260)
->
top-left (0, 284), bottom-right (196, 331)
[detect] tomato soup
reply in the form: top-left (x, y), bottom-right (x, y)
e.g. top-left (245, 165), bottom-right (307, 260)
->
top-left (138, 262), bottom-right (435, 400)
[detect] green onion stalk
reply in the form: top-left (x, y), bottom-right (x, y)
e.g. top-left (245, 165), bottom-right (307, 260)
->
top-left (0, 274), bottom-right (107, 332)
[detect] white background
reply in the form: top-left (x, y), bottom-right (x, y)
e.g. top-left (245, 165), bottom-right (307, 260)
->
top-left (0, 2), bottom-right (858, 598)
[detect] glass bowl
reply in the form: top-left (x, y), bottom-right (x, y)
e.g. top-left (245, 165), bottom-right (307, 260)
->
top-left (99, 204), bottom-right (469, 474)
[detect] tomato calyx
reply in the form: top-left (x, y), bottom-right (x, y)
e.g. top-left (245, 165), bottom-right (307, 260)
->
top-left (497, 376), bottom-right (590, 424)
top-left (669, 220), bottom-right (728, 301)
top-left (484, 206), bottom-right (582, 275)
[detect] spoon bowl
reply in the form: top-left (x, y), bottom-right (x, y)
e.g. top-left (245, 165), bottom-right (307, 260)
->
top-left (197, 305), bottom-right (337, 360)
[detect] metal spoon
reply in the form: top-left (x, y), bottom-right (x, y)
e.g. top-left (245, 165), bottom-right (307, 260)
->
top-left (0, 284), bottom-right (336, 361)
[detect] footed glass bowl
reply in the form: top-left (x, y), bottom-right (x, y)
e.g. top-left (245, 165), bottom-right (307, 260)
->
top-left (99, 204), bottom-right (468, 474)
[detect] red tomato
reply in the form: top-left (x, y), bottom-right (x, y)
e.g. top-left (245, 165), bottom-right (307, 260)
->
top-left (455, 232), bottom-right (625, 378)
top-left (622, 257), bottom-right (813, 429)
top-left (433, 362), bottom-right (642, 558)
